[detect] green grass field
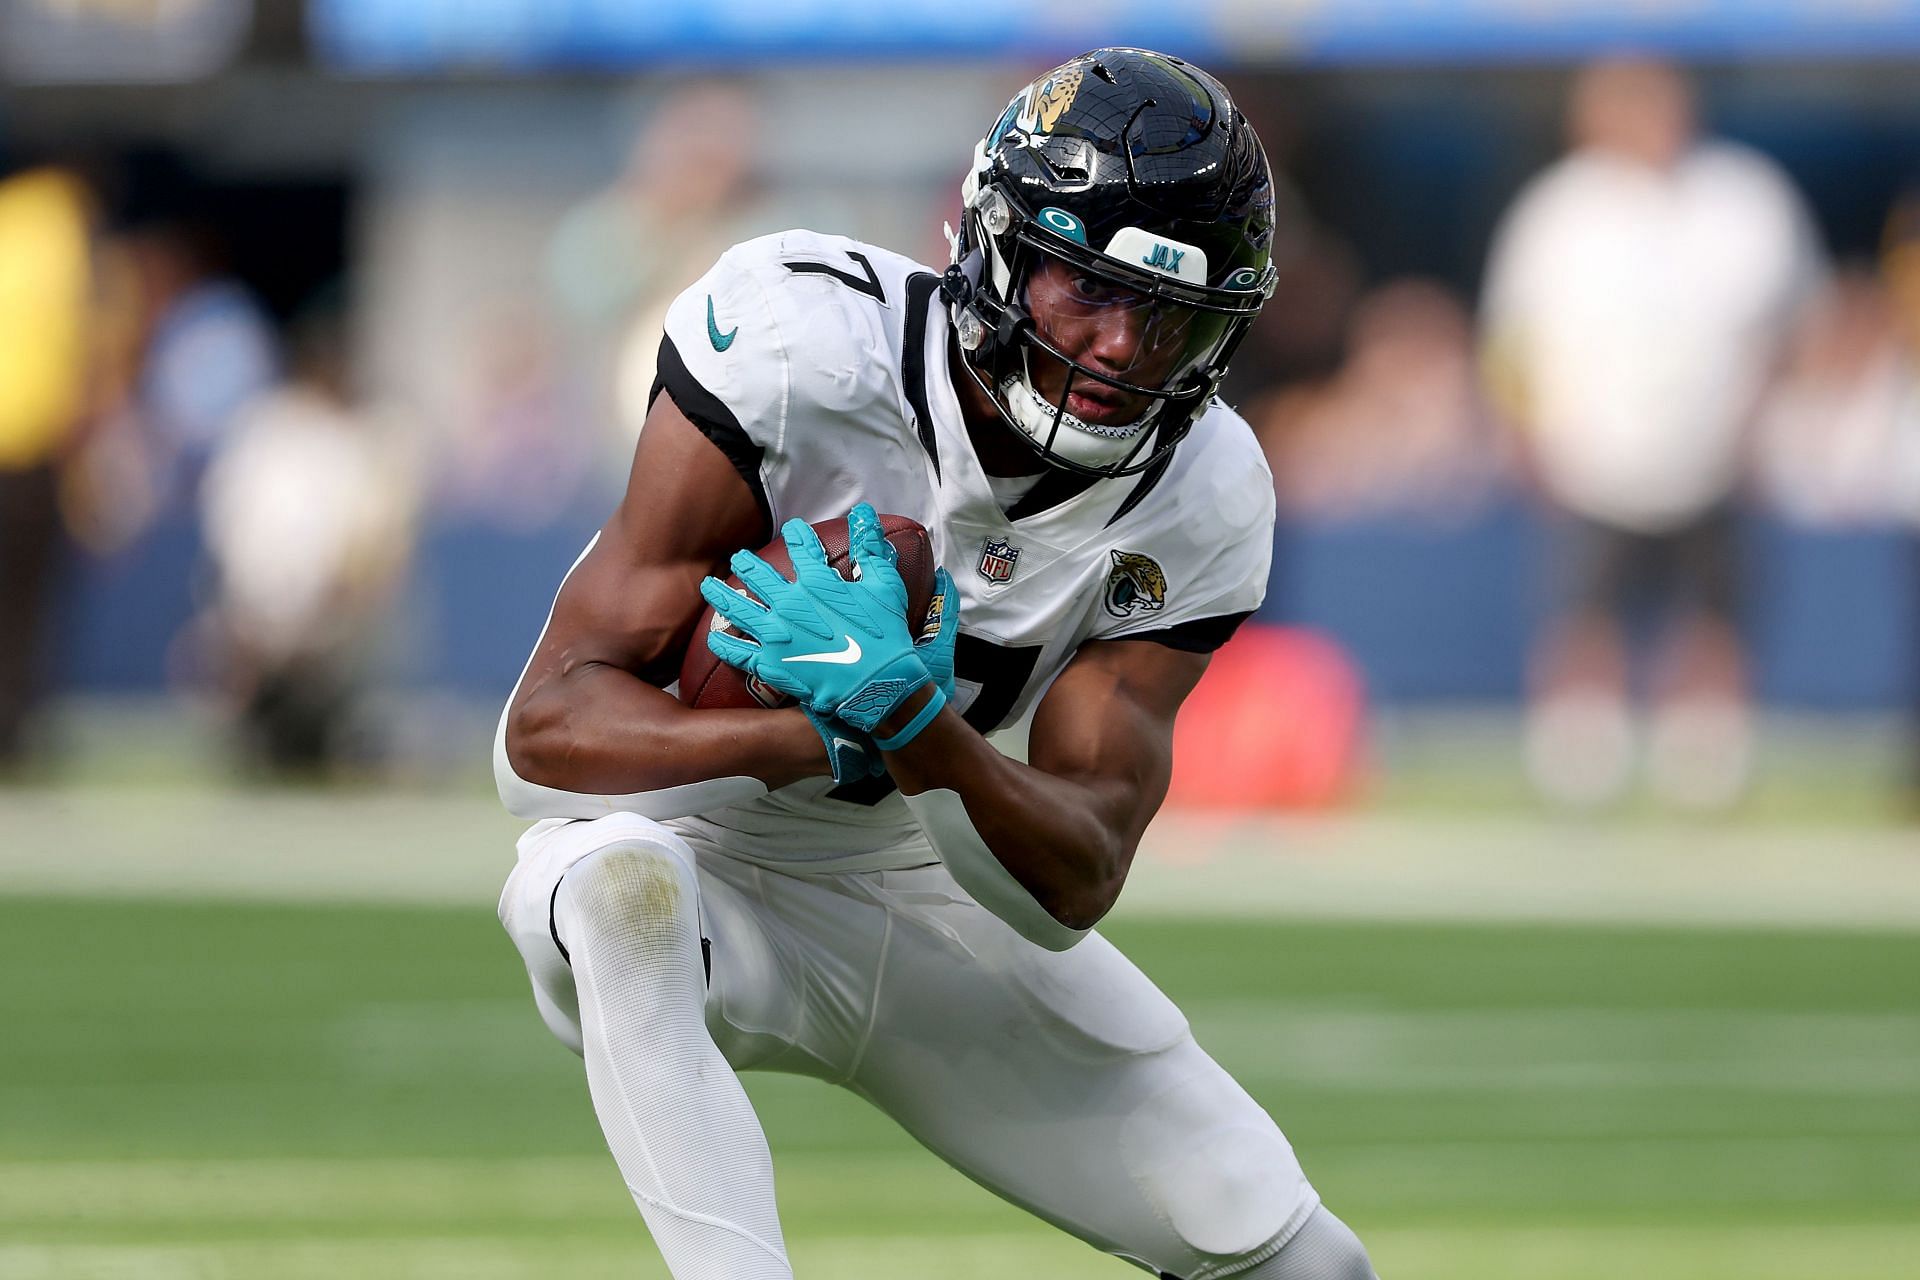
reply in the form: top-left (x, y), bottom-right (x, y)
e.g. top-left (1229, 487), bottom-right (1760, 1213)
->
top-left (4, 891), bottom-right (1918, 1279)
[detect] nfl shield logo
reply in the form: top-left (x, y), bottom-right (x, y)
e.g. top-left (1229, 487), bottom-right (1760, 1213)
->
top-left (978, 537), bottom-right (1020, 584)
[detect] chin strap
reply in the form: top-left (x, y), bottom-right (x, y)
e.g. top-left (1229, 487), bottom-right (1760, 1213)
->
top-left (901, 788), bottom-right (1091, 953)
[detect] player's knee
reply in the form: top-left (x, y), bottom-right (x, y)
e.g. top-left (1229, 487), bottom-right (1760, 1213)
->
top-left (1127, 1098), bottom-right (1303, 1262)
top-left (556, 836), bottom-right (700, 959)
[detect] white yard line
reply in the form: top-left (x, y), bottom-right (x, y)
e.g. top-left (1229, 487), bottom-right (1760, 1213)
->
top-left (3, 786), bottom-right (1919, 929)
top-left (0, 786), bottom-right (524, 907)
top-left (1121, 811), bottom-right (1920, 929)
top-left (5, 1224), bottom-right (1914, 1280)
top-left (0, 1237), bottom-right (1100, 1280)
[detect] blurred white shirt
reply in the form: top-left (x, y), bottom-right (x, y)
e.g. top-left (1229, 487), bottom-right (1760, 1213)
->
top-left (201, 388), bottom-right (414, 661)
top-left (1484, 141), bottom-right (1821, 532)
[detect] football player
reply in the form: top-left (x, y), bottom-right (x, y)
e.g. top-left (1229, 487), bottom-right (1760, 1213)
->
top-left (495, 48), bottom-right (1378, 1280)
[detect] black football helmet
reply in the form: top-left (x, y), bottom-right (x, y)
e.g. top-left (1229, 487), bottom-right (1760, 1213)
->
top-left (944, 48), bottom-right (1279, 477)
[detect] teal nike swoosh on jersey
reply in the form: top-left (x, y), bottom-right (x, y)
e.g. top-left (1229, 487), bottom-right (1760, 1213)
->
top-left (706, 295), bottom-right (738, 351)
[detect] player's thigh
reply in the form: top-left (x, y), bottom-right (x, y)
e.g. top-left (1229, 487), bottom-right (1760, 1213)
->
top-left (849, 885), bottom-right (1319, 1277)
top-left (497, 814), bottom-right (797, 1069)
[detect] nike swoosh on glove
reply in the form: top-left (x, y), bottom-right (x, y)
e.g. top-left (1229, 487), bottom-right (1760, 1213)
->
top-left (803, 707), bottom-right (886, 784)
top-left (701, 503), bottom-right (935, 734)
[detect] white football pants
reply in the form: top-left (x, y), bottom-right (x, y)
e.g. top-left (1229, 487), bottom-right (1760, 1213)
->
top-left (500, 812), bottom-right (1326, 1280)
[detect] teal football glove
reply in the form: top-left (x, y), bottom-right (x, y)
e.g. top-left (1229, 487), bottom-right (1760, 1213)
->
top-left (702, 503), bottom-right (942, 736)
top-left (804, 707), bottom-right (886, 784)
top-left (918, 567), bottom-right (959, 702)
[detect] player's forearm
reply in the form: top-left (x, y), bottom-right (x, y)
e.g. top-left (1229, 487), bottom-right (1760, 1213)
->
top-left (882, 697), bottom-right (1131, 932)
top-left (506, 662), bottom-right (826, 799)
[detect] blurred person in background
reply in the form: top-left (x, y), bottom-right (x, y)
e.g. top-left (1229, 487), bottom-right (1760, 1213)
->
top-left (1886, 188), bottom-right (1920, 363)
top-left (437, 306), bottom-right (592, 531)
top-left (1752, 268), bottom-right (1919, 526)
top-left (0, 151), bottom-right (96, 771)
top-left (120, 157), bottom-right (281, 514)
top-left (1230, 226), bottom-right (1361, 403)
top-left (1256, 278), bottom-right (1509, 522)
top-left (1482, 57), bottom-right (1822, 811)
top-left (545, 82), bottom-right (772, 452)
top-left (195, 293), bottom-right (417, 777)
top-left (1885, 197), bottom-right (1920, 519)
top-left (1877, 191), bottom-right (1920, 802)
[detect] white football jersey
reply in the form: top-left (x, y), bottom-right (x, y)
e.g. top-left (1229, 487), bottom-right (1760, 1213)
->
top-left (652, 229), bottom-right (1274, 867)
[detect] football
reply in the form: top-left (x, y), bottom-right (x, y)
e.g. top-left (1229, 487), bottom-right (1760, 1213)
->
top-left (679, 513), bottom-right (937, 711)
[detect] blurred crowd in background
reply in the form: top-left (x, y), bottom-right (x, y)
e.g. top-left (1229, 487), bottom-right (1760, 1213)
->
top-left (8, 8), bottom-right (1920, 815)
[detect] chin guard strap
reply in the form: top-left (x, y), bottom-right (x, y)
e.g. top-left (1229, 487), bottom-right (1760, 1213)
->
top-left (902, 787), bottom-right (1091, 953)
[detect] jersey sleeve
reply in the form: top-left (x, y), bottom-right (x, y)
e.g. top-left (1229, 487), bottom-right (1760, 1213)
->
top-left (651, 231), bottom-right (918, 536)
top-left (1091, 412), bottom-right (1276, 654)
top-left (651, 240), bottom-right (793, 534)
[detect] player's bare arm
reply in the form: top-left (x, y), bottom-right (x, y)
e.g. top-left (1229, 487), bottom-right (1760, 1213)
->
top-left (503, 391), bottom-right (827, 797)
top-left (879, 638), bottom-right (1205, 931)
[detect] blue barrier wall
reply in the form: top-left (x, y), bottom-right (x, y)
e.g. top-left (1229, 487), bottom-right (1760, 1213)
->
top-left (53, 503), bottom-right (1919, 709)
top-left (1260, 502), bottom-right (1537, 703)
top-left (1255, 500), bottom-right (1917, 710)
top-left (311, 0), bottom-right (1920, 71)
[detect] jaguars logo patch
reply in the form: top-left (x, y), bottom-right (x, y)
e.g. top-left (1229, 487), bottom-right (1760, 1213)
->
top-left (1018, 67), bottom-right (1084, 136)
top-left (1104, 550), bottom-right (1167, 619)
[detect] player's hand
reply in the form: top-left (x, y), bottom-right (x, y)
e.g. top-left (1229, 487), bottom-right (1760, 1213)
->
top-left (803, 707), bottom-right (886, 784)
top-left (917, 567), bottom-right (959, 702)
top-left (701, 503), bottom-right (935, 734)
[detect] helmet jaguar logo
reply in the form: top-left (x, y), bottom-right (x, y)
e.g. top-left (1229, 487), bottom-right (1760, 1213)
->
top-left (1104, 550), bottom-right (1167, 618)
top-left (1023, 68), bottom-right (1083, 135)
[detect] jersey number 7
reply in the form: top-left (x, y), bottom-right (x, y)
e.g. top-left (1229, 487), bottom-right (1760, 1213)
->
top-left (785, 251), bottom-right (886, 304)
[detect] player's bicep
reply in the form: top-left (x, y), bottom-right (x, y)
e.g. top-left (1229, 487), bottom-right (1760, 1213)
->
top-left (518, 388), bottom-right (767, 695)
top-left (1027, 639), bottom-right (1209, 839)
